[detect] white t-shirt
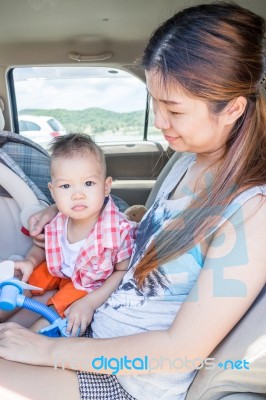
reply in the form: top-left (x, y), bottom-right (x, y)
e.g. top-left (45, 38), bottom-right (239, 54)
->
top-left (60, 218), bottom-right (86, 278)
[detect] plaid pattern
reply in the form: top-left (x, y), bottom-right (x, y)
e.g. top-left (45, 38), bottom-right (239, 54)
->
top-left (77, 327), bottom-right (136, 400)
top-left (0, 131), bottom-right (51, 204)
top-left (45, 196), bottom-right (136, 291)
top-left (0, 149), bottom-right (50, 205)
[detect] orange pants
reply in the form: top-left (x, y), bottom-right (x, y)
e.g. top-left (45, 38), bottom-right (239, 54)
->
top-left (29, 261), bottom-right (87, 317)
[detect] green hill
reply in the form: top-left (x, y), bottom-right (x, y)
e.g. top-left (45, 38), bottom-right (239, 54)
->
top-left (19, 108), bottom-right (146, 135)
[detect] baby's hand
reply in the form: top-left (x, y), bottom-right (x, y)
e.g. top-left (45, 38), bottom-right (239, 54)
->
top-left (64, 295), bottom-right (94, 337)
top-left (14, 259), bottom-right (34, 282)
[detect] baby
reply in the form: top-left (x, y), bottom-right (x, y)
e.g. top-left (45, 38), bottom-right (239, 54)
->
top-left (7, 133), bottom-right (136, 335)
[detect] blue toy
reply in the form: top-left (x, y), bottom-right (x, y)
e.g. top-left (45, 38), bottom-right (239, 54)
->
top-left (0, 260), bottom-right (79, 337)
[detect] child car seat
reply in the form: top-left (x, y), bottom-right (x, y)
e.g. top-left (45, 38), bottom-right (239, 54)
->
top-left (0, 130), bottom-right (51, 259)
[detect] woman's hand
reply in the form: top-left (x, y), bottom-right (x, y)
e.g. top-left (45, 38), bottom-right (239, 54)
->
top-left (0, 323), bottom-right (51, 366)
top-left (64, 296), bottom-right (95, 337)
top-left (28, 204), bottom-right (58, 248)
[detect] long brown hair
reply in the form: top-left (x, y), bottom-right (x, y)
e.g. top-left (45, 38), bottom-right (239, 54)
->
top-left (135, 2), bottom-right (266, 287)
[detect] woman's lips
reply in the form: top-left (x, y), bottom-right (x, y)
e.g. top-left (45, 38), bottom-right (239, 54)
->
top-left (164, 134), bottom-right (180, 143)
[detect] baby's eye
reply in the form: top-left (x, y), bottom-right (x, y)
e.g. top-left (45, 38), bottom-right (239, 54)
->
top-left (60, 184), bottom-right (70, 189)
top-left (85, 181), bottom-right (94, 187)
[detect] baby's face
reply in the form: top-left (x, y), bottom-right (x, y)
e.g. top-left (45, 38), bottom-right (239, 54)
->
top-left (48, 153), bottom-right (111, 224)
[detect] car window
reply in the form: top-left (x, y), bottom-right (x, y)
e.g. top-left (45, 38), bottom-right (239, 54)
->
top-left (147, 100), bottom-right (163, 142)
top-left (18, 120), bottom-right (26, 131)
top-left (19, 120), bottom-right (41, 131)
top-left (47, 118), bottom-right (64, 132)
top-left (10, 66), bottom-right (161, 147)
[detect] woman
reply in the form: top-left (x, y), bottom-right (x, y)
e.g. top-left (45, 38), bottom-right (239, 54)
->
top-left (0, 2), bottom-right (266, 399)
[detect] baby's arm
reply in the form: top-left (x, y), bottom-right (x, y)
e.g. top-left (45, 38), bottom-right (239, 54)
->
top-left (65, 258), bottom-right (130, 336)
top-left (14, 244), bottom-right (45, 282)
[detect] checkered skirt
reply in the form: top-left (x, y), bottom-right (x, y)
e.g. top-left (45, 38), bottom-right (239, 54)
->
top-left (77, 372), bottom-right (136, 400)
top-left (77, 327), bottom-right (136, 400)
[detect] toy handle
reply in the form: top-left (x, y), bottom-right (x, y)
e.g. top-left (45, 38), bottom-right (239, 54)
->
top-left (0, 284), bottom-right (20, 311)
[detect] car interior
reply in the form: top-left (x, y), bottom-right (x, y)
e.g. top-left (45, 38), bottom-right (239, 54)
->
top-left (0, 0), bottom-right (265, 399)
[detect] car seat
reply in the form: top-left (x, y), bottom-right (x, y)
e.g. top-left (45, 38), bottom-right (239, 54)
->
top-left (145, 150), bottom-right (185, 209)
top-left (0, 130), bottom-right (51, 259)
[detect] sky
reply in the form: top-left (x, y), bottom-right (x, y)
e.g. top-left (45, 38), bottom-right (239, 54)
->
top-left (13, 66), bottom-right (147, 113)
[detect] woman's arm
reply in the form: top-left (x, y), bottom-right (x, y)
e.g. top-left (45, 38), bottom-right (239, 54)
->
top-left (28, 204), bottom-right (58, 247)
top-left (1, 195), bottom-right (266, 374)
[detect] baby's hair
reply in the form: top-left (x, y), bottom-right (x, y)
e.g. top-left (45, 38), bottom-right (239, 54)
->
top-left (49, 133), bottom-right (106, 176)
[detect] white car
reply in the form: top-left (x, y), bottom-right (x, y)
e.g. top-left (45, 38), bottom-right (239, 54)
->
top-left (18, 115), bottom-right (67, 148)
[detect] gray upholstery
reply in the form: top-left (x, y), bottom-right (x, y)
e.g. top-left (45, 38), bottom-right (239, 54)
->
top-left (186, 286), bottom-right (266, 399)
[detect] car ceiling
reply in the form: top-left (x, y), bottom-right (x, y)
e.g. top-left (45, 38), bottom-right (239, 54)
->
top-left (0, 0), bottom-right (265, 68)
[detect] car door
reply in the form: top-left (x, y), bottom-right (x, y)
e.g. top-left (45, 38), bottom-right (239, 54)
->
top-left (103, 140), bottom-right (170, 205)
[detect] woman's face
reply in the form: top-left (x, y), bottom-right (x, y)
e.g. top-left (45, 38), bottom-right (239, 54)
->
top-left (146, 70), bottom-right (232, 156)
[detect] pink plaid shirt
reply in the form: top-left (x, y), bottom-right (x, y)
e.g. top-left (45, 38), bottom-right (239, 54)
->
top-left (45, 196), bottom-right (137, 292)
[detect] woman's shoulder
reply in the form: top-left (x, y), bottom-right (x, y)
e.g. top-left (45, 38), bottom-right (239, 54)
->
top-left (221, 184), bottom-right (266, 217)
top-left (226, 185), bottom-right (266, 221)
top-left (209, 186), bottom-right (266, 248)
top-left (233, 185), bottom-right (266, 203)
top-left (235, 188), bottom-right (266, 221)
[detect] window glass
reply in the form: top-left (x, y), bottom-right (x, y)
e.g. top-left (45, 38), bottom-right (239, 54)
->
top-left (47, 118), bottom-right (65, 132)
top-left (148, 102), bottom-right (161, 142)
top-left (147, 100), bottom-right (164, 143)
top-left (24, 121), bottom-right (41, 131)
top-left (18, 120), bottom-right (26, 131)
top-left (12, 67), bottom-right (147, 148)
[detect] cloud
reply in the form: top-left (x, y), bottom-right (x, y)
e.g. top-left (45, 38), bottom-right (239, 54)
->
top-left (14, 66), bottom-right (146, 112)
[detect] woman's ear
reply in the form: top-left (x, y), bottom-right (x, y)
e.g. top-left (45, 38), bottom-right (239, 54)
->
top-left (105, 176), bottom-right (112, 196)
top-left (224, 96), bottom-right (247, 125)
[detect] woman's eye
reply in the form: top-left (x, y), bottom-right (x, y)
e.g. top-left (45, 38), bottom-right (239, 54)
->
top-left (60, 184), bottom-right (70, 189)
top-left (169, 110), bottom-right (180, 115)
top-left (85, 181), bottom-right (93, 187)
